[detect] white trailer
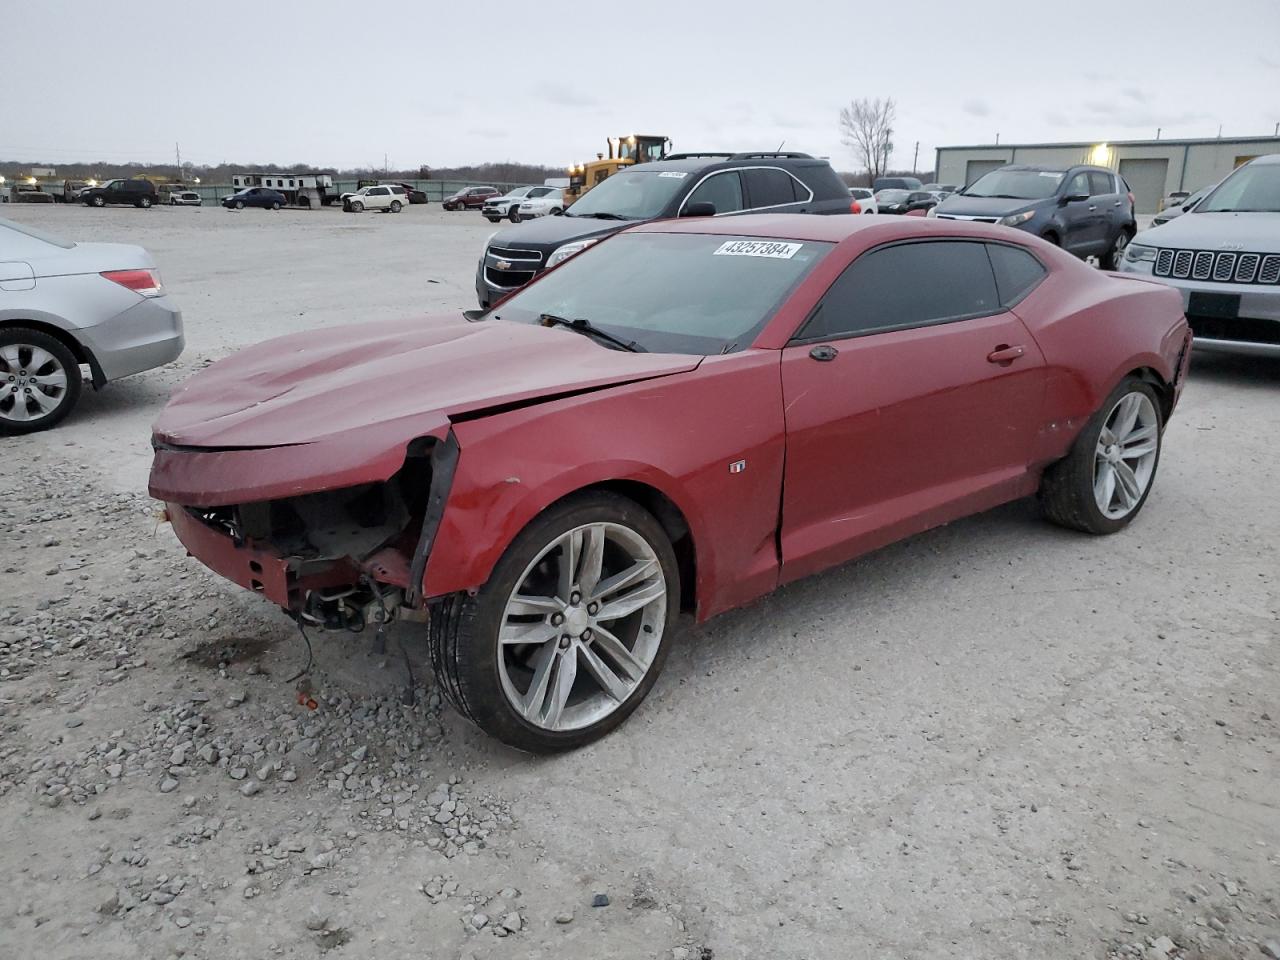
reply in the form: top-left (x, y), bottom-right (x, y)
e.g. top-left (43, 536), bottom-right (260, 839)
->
top-left (230, 173), bottom-right (339, 207)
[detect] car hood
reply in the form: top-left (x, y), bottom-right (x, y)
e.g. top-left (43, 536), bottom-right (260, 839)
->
top-left (935, 195), bottom-right (1039, 217)
top-left (153, 314), bottom-right (701, 450)
top-left (1133, 211), bottom-right (1280, 253)
top-left (489, 214), bottom-right (631, 249)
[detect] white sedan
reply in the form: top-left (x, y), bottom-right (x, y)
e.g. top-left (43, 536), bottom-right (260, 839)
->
top-left (517, 188), bottom-right (566, 220)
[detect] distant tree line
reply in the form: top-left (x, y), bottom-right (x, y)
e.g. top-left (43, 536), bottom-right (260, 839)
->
top-left (0, 159), bottom-right (566, 185)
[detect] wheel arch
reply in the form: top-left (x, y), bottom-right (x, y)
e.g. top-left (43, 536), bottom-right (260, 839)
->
top-left (423, 461), bottom-right (707, 617)
top-left (0, 317), bottom-right (106, 387)
top-left (556, 479), bottom-right (697, 614)
top-left (1126, 365), bottom-right (1175, 423)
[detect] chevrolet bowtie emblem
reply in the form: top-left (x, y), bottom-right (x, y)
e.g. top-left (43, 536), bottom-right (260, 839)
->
top-left (495, 260), bottom-right (512, 270)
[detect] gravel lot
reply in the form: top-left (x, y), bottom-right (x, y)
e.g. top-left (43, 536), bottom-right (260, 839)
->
top-left (1, 203), bottom-right (1277, 960)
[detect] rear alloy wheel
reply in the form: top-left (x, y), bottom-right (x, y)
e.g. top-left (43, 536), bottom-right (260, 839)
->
top-left (429, 492), bottom-right (679, 752)
top-left (0, 328), bottom-right (83, 435)
top-left (1099, 230), bottom-right (1133, 271)
top-left (390, 200), bottom-right (402, 213)
top-left (1040, 377), bottom-right (1163, 534)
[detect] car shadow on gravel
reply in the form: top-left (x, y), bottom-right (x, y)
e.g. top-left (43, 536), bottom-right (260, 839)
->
top-left (62, 370), bottom-right (177, 427)
top-left (1187, 350), bottom-right (1280, 386)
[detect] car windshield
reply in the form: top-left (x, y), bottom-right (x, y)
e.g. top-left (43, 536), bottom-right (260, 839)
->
top-left (0, 217), bottom-right (75, 251)
top-left (877, 189), bottom-right (910, 201)
top-left (489, 232), bottom-right (832, 355)
top-left (964, 169), bottom-right (1064, 199)
top-left (564, 170), bottom-right (688, 220)
top-left (502, 187), bottom-right (532, 199)
top-left (1197, 163), bottom-right (1280, 213)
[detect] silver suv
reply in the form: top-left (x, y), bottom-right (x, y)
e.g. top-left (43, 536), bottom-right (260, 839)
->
top-left (1120, 154), bottom-right (1280, 355)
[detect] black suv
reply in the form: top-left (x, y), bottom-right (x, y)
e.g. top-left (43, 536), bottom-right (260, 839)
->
top-left (80, 178), bottom-right (158, 208)
top-left (931, 164), bottom-right (1137, 269)
top-left (476, 152), bottom-right (855, 308)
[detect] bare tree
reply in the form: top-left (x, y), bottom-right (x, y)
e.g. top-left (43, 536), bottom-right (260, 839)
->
top-left (839, 98), bottom-right (896, 181)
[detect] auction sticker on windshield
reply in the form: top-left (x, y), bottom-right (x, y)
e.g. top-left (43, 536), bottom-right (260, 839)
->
top-left (713, 240), bottom-right (803, 259)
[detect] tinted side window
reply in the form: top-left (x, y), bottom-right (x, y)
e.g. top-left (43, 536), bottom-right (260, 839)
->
top-left (686, 171), bottom-right (744, 214)
top-left (986, 243), bottom-right (1047, 306)
top-left (799, 241), bottom-right (1000, 341)
top-left (1089, 171), bottom-right (1114, 196)
top-left (744, 168), bottom-right (799, 208)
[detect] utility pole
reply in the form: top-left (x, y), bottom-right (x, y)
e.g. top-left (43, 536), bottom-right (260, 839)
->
top-left (384, 153), bottom-right (388, 175)
top-left (175, 142), bottom-right (181, 178)
top-left (911, 141), bottom-right (919, 175)
top-left (1156, 127), bottom-right (1161, 140)
top-left (1217, 124), bottom-right (1222, 139)
top-left (995, 132), bottom-right (1000, 145)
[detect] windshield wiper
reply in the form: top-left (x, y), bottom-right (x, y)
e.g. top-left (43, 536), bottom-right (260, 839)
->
top-left (584, 211), bottom-right (633, 220)
top-left (539, 313), bottom-right (646, 352)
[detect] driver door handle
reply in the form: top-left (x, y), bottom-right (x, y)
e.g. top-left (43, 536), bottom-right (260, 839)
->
top-left (987, 344), bottom-right (1025, 365)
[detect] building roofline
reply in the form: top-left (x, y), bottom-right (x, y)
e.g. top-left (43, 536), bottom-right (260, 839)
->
top-left (938, 135), bottom-right (1280, 151)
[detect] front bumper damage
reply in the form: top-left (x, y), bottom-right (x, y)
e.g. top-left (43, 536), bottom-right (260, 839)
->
top-left (153, 430), bottom-right (460, 631)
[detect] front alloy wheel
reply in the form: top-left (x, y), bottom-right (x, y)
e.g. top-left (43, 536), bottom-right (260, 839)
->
top-left (428, 492), bottom-right (679, 752)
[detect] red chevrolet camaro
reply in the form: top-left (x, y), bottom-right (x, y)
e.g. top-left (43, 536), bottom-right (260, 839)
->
top-left (150, 215), bottom-right (1191, 752)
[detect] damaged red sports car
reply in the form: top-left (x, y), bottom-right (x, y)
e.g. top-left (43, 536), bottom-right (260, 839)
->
top-left (150, 215), bottom-right (1191, 752)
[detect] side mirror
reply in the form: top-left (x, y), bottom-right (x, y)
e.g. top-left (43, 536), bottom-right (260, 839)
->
top-left (1060, 193), bottom-right (1088, 205)
top-left (462, 308), bottom-right (486, 321)
top-left (681, 201), bottom-right (717, 217)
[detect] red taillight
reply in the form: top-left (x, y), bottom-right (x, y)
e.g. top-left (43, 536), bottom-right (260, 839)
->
top-left (850, 199), bottom-right (861, 214)
top-left (101, 269), bottom-right (163, 297)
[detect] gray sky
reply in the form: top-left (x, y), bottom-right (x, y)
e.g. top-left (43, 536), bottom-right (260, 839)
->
top-left (6, 0), bottom-right (1279, 172)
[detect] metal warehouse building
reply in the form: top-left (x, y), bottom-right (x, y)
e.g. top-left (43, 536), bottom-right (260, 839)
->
top-left (935, 135), bottom-right (1280, 213)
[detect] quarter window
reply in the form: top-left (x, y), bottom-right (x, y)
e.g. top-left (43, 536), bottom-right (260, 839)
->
top-left (986, 243), bottom-right (1047, 306)
top-left (744, 168), bottom-right (802, 208)
top-left (685, 171), bottom-right (744, 215)
top-left (798, 241), bottom-right (1001, 341)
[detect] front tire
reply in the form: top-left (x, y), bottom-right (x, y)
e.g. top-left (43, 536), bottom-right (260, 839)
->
top-left (351, 200), bottom-right (363, 212)
top-left (1040, 377), bottom-right (1163, 534)
top-left (508, 206), bottom-right (521, 223)
top-left (92, 196), bottom-right (105, 207)
top-left (0, 328), bottom-right (83, 435)
top-left (270, 201), bottom-right (281, 211)
top-left (234, 200), bottom-right (245, 210)
top-left (428, 491), bottom-right (680, 753)
top-left (139, 196), bottom-right (152, 208)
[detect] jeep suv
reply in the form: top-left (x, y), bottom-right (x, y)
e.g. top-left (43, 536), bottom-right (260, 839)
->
top-left (80, 179), bottom-right (158, 209)
top-left (931, 164), bottom-right (1137, 269)
top-left (476, 152), bottom-right (856, 308)
top-left (1119, 154), bottom-right (1280, 355)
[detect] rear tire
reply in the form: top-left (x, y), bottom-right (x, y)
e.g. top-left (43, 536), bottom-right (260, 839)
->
top-left (1099, 228), bottom-right (1134, 271)
top-left (390, 200), bottom-right (402, 213)
top-left (1039, 376), bottom-right (1163, 535)
top-left (428, 491), bottom-right (680, 753)
top-left (0, 327), bottom-right (83, 435)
